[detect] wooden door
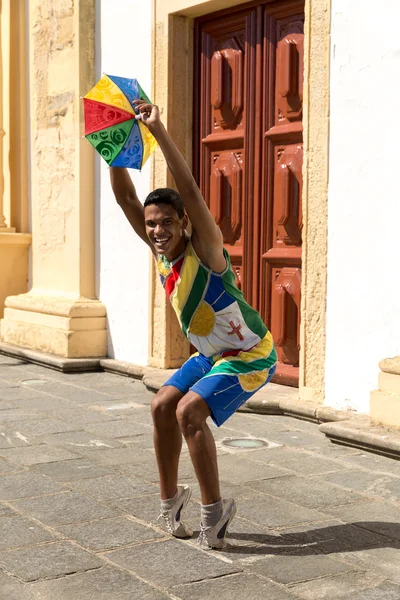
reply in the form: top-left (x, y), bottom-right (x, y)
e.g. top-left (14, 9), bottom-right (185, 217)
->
top-left (194, 11), bottom-right (249, 290)
top-left (194, 0), bottom-right (304, 386)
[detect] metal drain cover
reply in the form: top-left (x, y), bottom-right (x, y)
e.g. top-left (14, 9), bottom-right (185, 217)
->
top-left (222, 437), bottom-right (269, 449)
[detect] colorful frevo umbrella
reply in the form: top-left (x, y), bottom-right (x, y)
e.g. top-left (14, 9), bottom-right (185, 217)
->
top-left (83, 74), bottom-right (157, 170)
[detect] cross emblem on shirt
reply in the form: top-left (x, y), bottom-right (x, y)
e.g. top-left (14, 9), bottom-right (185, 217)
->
top-left (228, 321), bottom-right (244, 341)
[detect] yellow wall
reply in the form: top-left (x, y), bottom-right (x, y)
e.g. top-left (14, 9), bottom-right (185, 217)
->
top-left (0, 0), bottom-right (31, 321)
top-left (0, 0), bottom-right (106, 358)
top-left (300, 0), bottom-right (331, 403)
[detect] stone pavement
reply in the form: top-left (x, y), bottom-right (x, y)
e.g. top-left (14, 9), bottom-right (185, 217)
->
top-left (0, 356), bottom-right (400, 600)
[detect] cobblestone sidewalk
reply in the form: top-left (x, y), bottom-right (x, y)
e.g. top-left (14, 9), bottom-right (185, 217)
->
top-left (0, 356), bottom-right (399, 599)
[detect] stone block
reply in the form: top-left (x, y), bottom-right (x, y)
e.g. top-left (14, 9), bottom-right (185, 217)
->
top-left (0, 570), bottom-right (36, 600)
top-left (340, 581), bottom-right (400, 600)
top-left (190, 479), bottom-right (261, 503)
top-left (0, 515), bottom-right (56, 549)
top-left (323, 500), bottom-right (400, 541)
top-left (0, 457), bottom-right (23, 472)
top-left (234, 495), bottom-right (327, 528)
top-left (250, 554), bottom-right (351, 585)
top-left (5, 417), bottom-right (78, 436)
top-left (85, 447), bottom-right (153, 466)
top-left (274, 519), bottom-right (394, 555)
top-left (0, 503), bottom-right (15, 516)
top-left (58, 516), bottom-right (163, 551)
top-left (68, 473), bottom-right (158, 502)
top-left (84, 419), bottom-right (152, 439)
top-left (265, 429), bottom-right (323, 447)
top-left (31, 381), bottom-right (114, 404)
top-left (0, 444), bottom-right (78, 465)
top-left (42, 406), bottom-right (118, 425)
top-left (114, 459), bottom-right (164, 484)
top-left (216, 453), bottom-right (289, 483)
top-left (338, 451), bottom-right (400, 475)
top-left (12, 491), bottom-right (117, 525)
top-left (115, 493), bottom-right (164, 524)
top-left (172, 573), bottom-right (298, 600)
top-left (370, 389), bottom-right (400, 430)
top-left (106, 539), bottom-right (240, 588)
top-left (40, 430), bottom-right (123, 450)
top-left (31, 458), bottom-right (115, 481)
top-left (0, 406), bottom-right (39, 420)
top-left (379, 355), bottom-right (400, 375)
top-left (334, 547), bottom-right (400, 583)
top-left (290, 572), bottom-right (385, 599)
top-left (0, 541), bottom-right (103, 582)
top-left (252, 450), bottom-right (342, 476)
top-left (0, 471), bottom-right (64, 500)
top-left (378, 372), bottom-right (400, 394)
top-left (1, 318), bottom-right (107, 359)
top-left (249, 474), bottom-right (366, 509)
top-left (315, 469), bottom-right (400, 503)
top-left (29, 566), bottom-right (168, 600)
top-left (227, 412), bottom-right (288, 436)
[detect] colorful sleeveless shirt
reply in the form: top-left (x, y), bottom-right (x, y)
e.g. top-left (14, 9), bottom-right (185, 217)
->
top-left (157, 241), bottom-right (276, 366)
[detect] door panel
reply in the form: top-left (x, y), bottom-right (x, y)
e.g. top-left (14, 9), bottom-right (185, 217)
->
top-left (260, 5), bottom-right (304, 384)
top-left (194, 1), bottom-right (304, 386)
top-left (194, 12), bottom-right (249, 292)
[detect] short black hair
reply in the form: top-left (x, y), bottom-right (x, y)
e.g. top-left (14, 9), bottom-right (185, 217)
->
top-left (144, 188), bottom-right (185, 219)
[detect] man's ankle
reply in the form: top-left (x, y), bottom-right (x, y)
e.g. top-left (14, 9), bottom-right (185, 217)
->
top-left (201, 499), bottom-right (223, 528)
top-left (161, 488), bottom-right (178, 510)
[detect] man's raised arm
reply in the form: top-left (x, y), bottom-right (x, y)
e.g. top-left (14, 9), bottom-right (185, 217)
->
top-left (134, 101), bottom-right (225, 272)
top-left (109, 167), bottom-right (153, 250)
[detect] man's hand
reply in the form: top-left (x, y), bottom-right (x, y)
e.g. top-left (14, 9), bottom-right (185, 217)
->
top-left (133, 100), bottom-right (161, 131)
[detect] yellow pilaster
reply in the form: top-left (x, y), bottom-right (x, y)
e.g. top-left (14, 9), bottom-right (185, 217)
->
top-left (370, 357), bottom-right (400, 430)
top-left (148, 6), bottom-right (192, 368)
top-left (0, 0), bottom-right (31, 320)
top-left (299, 0), bottom-right (331, 404)
top-left (0, 0), bottom-right (106, 358)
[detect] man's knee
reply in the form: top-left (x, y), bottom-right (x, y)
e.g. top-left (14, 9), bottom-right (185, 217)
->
top-left (151, 386), bottom-right (182, 426)
top-left (176, 394), bottom-right (208, 437)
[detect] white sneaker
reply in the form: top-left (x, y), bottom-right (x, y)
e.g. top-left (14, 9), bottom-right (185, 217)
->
top-left (197, 498), bottom-right (237, 550)
top-left (158, 484), bottom-right (193, 538)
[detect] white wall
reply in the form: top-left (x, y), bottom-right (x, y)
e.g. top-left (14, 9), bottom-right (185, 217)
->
top-left (96, 0), bottom-right (152, 365)
top-left (325, 0), bottom-right (400, 412)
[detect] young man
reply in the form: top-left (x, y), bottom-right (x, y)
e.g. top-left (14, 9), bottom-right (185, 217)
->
top-left (110, 100), bottom-right (277, 549)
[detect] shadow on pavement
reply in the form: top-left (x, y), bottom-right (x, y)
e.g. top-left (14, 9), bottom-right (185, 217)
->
top-left (0, 360), bottom-right (27, 367)
top-left (224, 522), bottom-right (400, 556)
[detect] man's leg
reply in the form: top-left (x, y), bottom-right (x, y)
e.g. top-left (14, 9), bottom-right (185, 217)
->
top-left (176, 391), bottom-right (220, 505)
top-left (151, 385), bottom-right (184, 500)
top-left (176, 391), bottom-right (236, 549)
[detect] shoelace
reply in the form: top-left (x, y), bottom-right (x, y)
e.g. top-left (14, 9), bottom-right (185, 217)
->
top-left (197, 523), bottom-right (213, 549)
top-left (157, 511), bottom-right (174, 535)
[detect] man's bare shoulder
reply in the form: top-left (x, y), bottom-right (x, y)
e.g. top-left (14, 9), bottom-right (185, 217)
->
top-left (191, 230), bottom-right (227, 273)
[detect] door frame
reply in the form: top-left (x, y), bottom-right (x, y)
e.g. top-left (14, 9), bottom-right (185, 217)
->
top-left (150, 0), bottom-right (331, 404)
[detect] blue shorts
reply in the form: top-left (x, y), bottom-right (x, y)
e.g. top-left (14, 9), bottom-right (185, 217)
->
top-left (163, 349), bottom-right (277, 427)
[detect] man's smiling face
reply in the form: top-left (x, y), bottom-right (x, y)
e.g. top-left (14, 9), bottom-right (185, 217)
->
top-left (144, 203), bottom-right (187, 260)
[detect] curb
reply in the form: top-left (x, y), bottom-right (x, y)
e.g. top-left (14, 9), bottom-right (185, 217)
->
top-left (0, 342), bottom-right (102, 373)
top-left (2, 345), bottom-right (399, 459)
top-left (319, 419), bottom-right (400, 460)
